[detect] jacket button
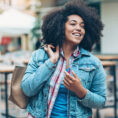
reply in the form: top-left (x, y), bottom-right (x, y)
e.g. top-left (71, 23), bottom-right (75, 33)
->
top-left (86, 67), bottom-right (90, 71)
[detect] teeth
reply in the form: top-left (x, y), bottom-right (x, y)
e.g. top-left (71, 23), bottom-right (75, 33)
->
top-left (75, 34), bottom-right (80, 36)
top-left (73, 33), bottom-right (81, 37)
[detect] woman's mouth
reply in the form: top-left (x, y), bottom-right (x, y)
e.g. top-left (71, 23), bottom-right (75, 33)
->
top-left (72, 32), bottom-right (81, 37)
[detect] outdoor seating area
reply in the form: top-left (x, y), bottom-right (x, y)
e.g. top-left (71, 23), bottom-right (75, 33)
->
top-left (0, 54), bottom-right (30, 118)
top-left (0, 54), bottom-right (118, 118)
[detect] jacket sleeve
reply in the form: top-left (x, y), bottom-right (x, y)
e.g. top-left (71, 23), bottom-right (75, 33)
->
top-left (78, 61), bottom-right (106, 108)
top-left (21, 50), bottom-right (56, 97)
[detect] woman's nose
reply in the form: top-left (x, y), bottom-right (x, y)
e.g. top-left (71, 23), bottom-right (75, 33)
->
top-left (75, 25), bottom-right (81, 31)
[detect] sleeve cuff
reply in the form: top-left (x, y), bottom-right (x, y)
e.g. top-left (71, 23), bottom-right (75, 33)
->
top-left (78, 89), bottom-right (91, 105)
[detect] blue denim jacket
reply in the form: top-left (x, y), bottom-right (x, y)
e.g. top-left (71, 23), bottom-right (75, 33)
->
top-left (21, 48), bottom-right (106, 118)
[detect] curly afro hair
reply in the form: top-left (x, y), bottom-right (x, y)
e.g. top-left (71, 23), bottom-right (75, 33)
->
top-left (41, 0), bottom-right (104, 51)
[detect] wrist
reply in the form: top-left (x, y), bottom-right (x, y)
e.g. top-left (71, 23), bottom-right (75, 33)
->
top-left (50, 57), bottom-right (58, 64)
top-left (75, 86), bottom-right (87, 99)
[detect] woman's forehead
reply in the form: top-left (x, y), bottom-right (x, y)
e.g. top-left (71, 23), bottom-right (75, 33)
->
top-left (67, 15), bottom-right (84, 22)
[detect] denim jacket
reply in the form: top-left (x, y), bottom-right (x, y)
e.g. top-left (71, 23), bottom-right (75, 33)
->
top-left (21, 48), bottom-right (106, 118)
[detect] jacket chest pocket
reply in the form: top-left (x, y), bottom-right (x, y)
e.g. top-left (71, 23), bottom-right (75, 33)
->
top-left (72, 64), bottom-right (96, 89)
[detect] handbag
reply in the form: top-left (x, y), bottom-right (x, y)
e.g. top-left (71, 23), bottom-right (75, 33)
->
top-left (9, 66), bottom-right (29, 109)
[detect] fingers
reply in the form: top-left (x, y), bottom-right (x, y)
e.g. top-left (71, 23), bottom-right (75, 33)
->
top-left (63, 81), bottom-right (69, 89)
top-left (44, 44), bottom-right (55, 51)
top-left (44, 44), bottom-right (59, 64)
top-left (63, 74), bottom-right (71, 89)
top-left (63, 78), bottom-right (70, 87)
top-left (44, 44), bottom-right (48, 51)
top-left (44, 44), bottom-right (59, 53)
top-left (64, 71), bottom-right (75, 81)
top-left (64, 74), bottom-right (72, 84)
top-left (72, 70), bottom-right (78, 78)
top-left (44, 44), bottom-right (55, 56)
top-left (63, 70), bottom-right (74, 89)
top-left (56, 45), bottom-right (59, 53)
top-left (48, 45), bottom-right (55, 53)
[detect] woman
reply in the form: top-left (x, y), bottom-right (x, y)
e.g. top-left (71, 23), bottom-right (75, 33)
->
top-left (21, 0), bottom-right (106, 118)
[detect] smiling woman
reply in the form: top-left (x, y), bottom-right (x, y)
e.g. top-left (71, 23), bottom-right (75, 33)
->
top-left (21, 0), bottom-right (106, 118)
top-left (64, 15), bottom-right (85, 46)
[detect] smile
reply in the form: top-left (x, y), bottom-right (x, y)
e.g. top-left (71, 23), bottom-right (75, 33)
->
top-left (72, 33), bottom-right (81, 37)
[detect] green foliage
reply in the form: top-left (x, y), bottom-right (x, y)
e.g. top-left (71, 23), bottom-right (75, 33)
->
top-left (31, 15), bottom-right (42, 40)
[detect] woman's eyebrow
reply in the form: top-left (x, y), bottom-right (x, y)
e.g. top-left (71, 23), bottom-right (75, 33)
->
top-left (70, 20), bottom-right (84, 24)
top-left (81, 21), bottom-right (85, 24)
top-left (70, 20), bottom-right (77, 22)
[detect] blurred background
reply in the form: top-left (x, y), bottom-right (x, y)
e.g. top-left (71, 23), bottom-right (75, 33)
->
top-left (0, 0), bottom-right (118, 118)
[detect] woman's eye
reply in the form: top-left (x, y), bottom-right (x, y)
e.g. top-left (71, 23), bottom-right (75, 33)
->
top-left (80, 25), bottom-right (84, 29)
top-left (81, 24), bottom-right (85, 28)
top-left (70, 23), bottom-right (76, 26)
top-left (82, 26), bottom-right (85, 28)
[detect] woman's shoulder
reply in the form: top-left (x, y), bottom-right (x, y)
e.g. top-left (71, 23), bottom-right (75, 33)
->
top-left (31, 48), bottom-right (48, 61)
top-left (90, 53), bottom-right (102, 66)
top-left (81, 48), bottom-right (102, 67)
top-left (34, 47), bottom-right (45, 54)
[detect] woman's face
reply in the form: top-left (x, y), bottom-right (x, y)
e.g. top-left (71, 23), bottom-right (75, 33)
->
top-left (65, 15), bottom-right (85, 45)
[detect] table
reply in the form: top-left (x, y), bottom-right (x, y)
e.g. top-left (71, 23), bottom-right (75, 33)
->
top-left (23, 59), bottom-right (29, 65)
top-left (0, 58), bottom-right (3, 62)
top-left (96, 61), bottom-right (117, 118)
top-left (95, 54), bottom-right (118, 61)
top-left (0, 65), bottom-right (14, 118)
top-left (102, 61), bottom-right (117, 66)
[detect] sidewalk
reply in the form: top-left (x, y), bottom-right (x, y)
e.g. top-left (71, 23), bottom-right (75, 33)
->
top-left (0, 100), bottom-right (27, 118)
top-left (93, 108), bottom-right (118, 118)
top-left (0, 104), bottom-right (118, 118)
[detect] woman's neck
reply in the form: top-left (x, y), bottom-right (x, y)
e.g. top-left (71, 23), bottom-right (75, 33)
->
top-left (62, 41), bottom-right (77, 60)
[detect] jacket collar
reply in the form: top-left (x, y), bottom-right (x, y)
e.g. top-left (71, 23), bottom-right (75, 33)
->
top-left (59, 47), bottom-right (90, 58)
top-left (60, 46), bottom-right (80, 58)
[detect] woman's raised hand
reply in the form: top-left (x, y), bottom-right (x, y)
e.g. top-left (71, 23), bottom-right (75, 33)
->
top-left (44, 44), bottom-right (59, 64)
top-left (63, 70), bottom-right (87, 99)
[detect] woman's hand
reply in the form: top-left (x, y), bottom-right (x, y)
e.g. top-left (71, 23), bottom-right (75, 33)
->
top-left (44, 44), bottom-right (59, 64)
top-left (63, 70), bottom-right (87, 99)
